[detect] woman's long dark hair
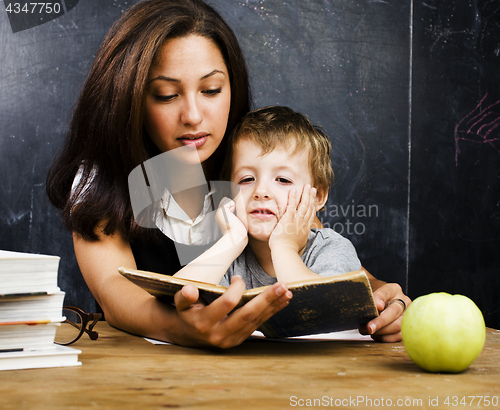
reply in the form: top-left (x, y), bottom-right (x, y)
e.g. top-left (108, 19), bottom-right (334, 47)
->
top-left (46, 0), bottom-right (251, 241)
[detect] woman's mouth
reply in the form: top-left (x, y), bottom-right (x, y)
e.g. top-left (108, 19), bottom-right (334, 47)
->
top-left (178, 133), bottom-right (208, 148)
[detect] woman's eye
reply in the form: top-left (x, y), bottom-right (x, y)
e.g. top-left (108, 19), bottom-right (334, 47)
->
top-left (277, 177), bottom-right (292, 184)
top-left (154, 94), bottom-right (176, 102)
top-left (202, 87), bottom-right (222, 96)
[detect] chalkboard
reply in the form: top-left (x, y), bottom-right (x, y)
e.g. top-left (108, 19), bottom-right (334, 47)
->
top-left (1, 0), bottom-right (497, 329)
top-left (218, 0), bottom-right (411, 289)
top-left (410, 0), bottom-right (500, 329)
top-left (0, 0), bottom-right (128, 311)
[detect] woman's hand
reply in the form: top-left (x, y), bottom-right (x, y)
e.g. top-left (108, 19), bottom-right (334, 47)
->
top-left (359, 277), bottom-right (411, 342)
top-left (172, 276), bottom-right (292, 348)
top-left (74, 224), bottom-right (290, 349)
top-left (269, 185), bottom-right (317, 253)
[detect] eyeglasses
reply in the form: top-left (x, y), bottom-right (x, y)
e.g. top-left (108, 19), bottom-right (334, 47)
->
top-left (55, 306), bottom-right (102, 346)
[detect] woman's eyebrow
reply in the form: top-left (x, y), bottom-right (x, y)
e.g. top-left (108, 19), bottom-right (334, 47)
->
top-left (149, 75), bottom-right (180, 84)
top-left (149, 69), bottom-right (226, 84)
top-left (200, 69), bottom-right (225, 80)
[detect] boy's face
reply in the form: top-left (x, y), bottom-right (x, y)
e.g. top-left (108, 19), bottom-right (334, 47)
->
top-left (231, 139), bottom-right (318, 242)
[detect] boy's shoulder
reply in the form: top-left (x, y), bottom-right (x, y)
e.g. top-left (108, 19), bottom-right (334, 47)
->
top-left (310, 227), bottom-right (348, 242)
top-left (306, 228), bottom-right (357, 254)
top-left (303, 228), bottom-right (361, 271)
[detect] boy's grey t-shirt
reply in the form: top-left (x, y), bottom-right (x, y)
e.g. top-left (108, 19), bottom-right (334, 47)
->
top-left (220, 228), bottom-right (362, 289)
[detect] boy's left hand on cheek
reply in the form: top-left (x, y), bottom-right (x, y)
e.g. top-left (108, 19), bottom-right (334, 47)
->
top-left (359, 283), bottom-right (411, 342)
top-left (269, 185), bottom-right (317, 252)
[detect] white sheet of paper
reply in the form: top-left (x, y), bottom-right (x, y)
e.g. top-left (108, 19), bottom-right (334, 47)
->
top-left (144, 337), bottom-right (171, 345)
top-left (143, 329), bottom-right (373, 345)
top-left (249, 329), bottom-right (373, 342)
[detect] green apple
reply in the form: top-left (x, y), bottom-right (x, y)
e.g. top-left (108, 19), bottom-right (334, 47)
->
top-left (401, 292), bottom-right (485, 373)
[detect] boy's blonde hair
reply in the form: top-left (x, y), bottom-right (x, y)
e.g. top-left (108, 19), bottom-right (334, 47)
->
top-left (222, 106), bottom-right (334, 197)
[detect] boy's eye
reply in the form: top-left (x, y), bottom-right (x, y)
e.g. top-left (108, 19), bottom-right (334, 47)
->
top-left (238, 176), bottom-right (254, 184)
top-left (276, 177), bottom-right (292, 184)
top-left (202, 87), bottom-right (222, 96)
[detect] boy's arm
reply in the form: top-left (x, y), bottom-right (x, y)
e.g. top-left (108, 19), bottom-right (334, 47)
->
top-left (272, 228), bottom-right (362, 283)
top-left (174, 198), bottom-right (248, 284)
top-left (173, 232), bottom-right (247, 284)
top-left (271, 244), bottom-right (320, 282)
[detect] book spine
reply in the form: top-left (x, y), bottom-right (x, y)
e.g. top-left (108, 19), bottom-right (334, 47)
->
top-left (257, 322), bottom-right (279, 338)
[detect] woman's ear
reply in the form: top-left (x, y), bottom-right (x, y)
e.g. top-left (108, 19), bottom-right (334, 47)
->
top-left (314, 190), bottom-right (329, 213)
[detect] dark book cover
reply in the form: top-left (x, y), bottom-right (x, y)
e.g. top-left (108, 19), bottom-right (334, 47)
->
top-left (118, 267), bottom-right (378, 338)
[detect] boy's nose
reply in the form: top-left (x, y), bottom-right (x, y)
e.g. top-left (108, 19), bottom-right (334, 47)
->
top-left (253, 181), bottom-right (270, 199)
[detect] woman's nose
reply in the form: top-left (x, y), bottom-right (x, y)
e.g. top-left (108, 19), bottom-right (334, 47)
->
top-left (180, 95), bottom-right (203, 126)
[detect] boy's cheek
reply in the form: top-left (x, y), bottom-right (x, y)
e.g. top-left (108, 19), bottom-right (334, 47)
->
top-left (238, 191), bottom-right (251, 209)
top-left (276, 189), bottom-right (294, 213)
top-left (231, 188), bottom-right (248, 207)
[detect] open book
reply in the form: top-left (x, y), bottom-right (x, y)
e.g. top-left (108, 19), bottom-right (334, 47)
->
top-left (118, 267), bottom-right (379, 338)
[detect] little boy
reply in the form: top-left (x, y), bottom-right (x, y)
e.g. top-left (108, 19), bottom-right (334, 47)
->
top-left (174, 106), bottom-right (361, 288)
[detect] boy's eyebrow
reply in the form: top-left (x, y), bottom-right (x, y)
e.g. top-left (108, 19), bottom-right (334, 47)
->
top-left (274, 165), bottom-right (300, 174)
top-left (232, 164), bottom-right (301, 176)
top-left (149, 69), bottom-right (226, 84)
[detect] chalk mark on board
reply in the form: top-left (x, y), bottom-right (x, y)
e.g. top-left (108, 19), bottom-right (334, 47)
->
top-left (454, 93), bottom-right (500, 166)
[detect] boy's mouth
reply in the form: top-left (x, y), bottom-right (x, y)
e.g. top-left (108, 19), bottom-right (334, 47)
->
top-left (250, 208), bottom-right (276, 219)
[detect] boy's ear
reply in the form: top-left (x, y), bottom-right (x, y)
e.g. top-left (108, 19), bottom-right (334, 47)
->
top-left (314, 190), bottom-right (329, 212)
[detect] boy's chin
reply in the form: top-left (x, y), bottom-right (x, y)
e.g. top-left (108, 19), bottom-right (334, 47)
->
top-left (247, 225), bottom-right (274, 243)
top-left (248, 233), bottom-right (271, 243)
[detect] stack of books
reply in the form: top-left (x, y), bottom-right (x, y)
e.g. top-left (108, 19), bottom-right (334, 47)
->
top-left (0, 250), bottom-right (81, 371)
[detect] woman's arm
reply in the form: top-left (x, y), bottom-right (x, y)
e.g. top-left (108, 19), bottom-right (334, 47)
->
top-left (73, 228), bottom-right (292, 348)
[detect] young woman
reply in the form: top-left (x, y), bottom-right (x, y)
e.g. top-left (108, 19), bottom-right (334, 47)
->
top-left (46, 0), bottom-right (409, 347)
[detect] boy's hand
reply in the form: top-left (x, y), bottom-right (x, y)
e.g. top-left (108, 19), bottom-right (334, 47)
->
top-left (215, 196), bottom-right (248, 243)
top-left (269, 184), bottom-right (317, 253)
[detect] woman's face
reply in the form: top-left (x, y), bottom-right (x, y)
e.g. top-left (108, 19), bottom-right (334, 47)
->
top-left (144, 35), bottom-right (231, 163)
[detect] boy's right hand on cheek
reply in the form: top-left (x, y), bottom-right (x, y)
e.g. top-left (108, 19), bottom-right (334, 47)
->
top-left (216, 196), bottom-right (248, 241)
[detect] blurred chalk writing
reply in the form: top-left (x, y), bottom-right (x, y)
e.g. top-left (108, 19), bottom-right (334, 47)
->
top-left (455, 93), bottom-right (500, 166)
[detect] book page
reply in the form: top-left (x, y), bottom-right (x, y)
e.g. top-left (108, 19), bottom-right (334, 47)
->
top-left (143, 329), bottom-right (373, 345)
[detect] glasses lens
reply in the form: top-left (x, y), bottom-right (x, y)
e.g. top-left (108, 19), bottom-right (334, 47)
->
top-left (55, 308), bottom-right (83, 345)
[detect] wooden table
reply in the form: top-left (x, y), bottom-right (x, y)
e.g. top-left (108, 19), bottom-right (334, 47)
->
top-left (0, 323), bottom-right (498, 409)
